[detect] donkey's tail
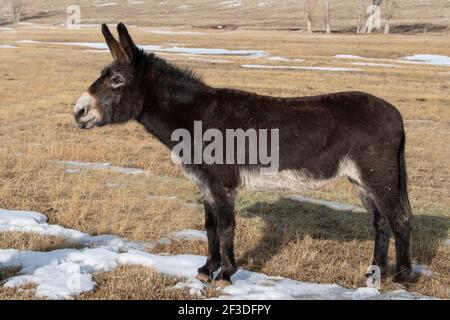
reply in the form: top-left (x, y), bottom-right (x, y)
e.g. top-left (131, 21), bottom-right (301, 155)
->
top-left (398, 133), bottom-right (412, 215)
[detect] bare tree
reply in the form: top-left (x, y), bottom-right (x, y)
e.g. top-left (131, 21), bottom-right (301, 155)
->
top-left (359, 0), bottom-right (384, 34)
top-left (303, 0), bottom-right (313, 33)
top-left (1, 0), bottom-right (25, 23)
top-left (384, 0), bottom-right (397, 34)
top-left (356, 0), bottom-right (366, 34)
top-left (10, 0), bottom-right (24, 23)
top-left (324, 0), bottom-right (332, 34)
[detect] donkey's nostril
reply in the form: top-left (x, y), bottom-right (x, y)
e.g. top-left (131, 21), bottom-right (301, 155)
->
top-left (75, 107), bottom-right (87, 120)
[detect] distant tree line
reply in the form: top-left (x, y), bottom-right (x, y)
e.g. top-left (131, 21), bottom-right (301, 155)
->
top-left (0, 0), bottom-right (25, 24)
top-left (303, 0), bottom-right (398, 34)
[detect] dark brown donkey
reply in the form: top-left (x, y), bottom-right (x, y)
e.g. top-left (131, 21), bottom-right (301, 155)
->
top-left (74, 23), bottom-right (413, 286)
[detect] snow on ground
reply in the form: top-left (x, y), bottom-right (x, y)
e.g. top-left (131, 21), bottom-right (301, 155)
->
top-left (218, 1), bottom-right (242, 8)
top-left (50, 160), bottom-right (154, 177)
top-left (188, 56), bottom-right (233, 64)
top-left (0, 45), bottom-right (16, 48)
top-left (168, 229), bottom-right (207, 242)
top-left (17, 40), bottom-right (267, 58)
top-left (146, 195), bottom-right (202, 211)
top-left (0, 208), bottom-right (437, 300)
top-left (95, 2), bottom-right (118, 7)
top-left (287, 195), bottom-right (365, 212)
top-left (335, 54), bottom-right (450, 67)
top-left (401, 54), bottom-right (450, 66)
top-left (242, 64), bottom-right (361, 72)
top-left (145, 29), bottom-right (205, 35)
top-left (352, 62), bottom-right (396, 68)
top-left (404, 119), bottom-right (435, 124)
top-left (335, 54), bottom-right (364, 59)
top-left (0, 208), bottom-right (147, 251)
top-left (267, 56), bottom-right (305, 62)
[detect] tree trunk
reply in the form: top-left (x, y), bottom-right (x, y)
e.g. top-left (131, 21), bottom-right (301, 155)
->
top-left (384, 0), bottom-right (396, 34)
top-left (357, 0), bottom-right (367, 34)
top-left (304, 0), bottom-right (313, 33)
top-left (306, 18), bottom-right (312, 33)
top-left (384, 18), bottom-right (390, 34)
top-left (324, 0), bottom-right (332, 34)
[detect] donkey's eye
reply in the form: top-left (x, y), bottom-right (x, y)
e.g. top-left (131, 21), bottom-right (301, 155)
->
top-left (110, 75), bottom-right (125, 88)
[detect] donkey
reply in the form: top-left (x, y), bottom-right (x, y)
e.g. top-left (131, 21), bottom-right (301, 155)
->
top-left (74, 23), bottom-right (413, 286)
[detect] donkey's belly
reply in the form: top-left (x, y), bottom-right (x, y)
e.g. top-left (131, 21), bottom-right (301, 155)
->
top-left (239, 168), bottom-right (331, 191)
top-left (239, 159), bottom-right (362, 192)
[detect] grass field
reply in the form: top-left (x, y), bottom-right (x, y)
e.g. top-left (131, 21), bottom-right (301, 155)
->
top-left (0, 1), bottom-right (449, 299)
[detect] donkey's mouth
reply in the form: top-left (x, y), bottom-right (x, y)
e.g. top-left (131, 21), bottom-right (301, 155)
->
top-left (77, 118), bottom-right (97, 129)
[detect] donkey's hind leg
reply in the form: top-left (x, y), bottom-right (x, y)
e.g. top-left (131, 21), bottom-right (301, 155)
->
top-left (358, 192), bottom-right (391, 275)
top-left (380, 200), bottom-right (412, 282)
top-left (366, 183), bottom-right (412, 282)
top-left (197, 201), bottom-right (221, 283)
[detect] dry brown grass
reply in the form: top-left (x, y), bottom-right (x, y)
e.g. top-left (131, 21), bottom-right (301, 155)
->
top-left (0, 22), bottom-right (449, 299)
top-left (77, 266), bottom-right (201, 300)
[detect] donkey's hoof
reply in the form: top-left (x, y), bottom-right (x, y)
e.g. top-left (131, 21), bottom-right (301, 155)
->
top-left (393, 269), bottom-right (416, 283)
top-left (212, 279), bottom-right (232, 288)
top-left (196, 272), bottom-right (212, 283)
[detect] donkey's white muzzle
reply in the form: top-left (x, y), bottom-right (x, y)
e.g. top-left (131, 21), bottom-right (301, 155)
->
top-left (74, 92), bottom-right (100, 129)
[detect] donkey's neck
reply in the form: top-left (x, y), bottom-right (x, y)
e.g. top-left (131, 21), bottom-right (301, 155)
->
top-left (137, 56), bottom-right (212, 149)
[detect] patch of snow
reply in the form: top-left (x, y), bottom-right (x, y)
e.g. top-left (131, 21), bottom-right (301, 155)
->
top-left (287, 195), bottom-right (365, 213)
top-left (404, 119), bottom-right (434, 124)
top-left (336, 54), bottom-right (450, 67)
top-left (105, 183), bottom-right (129, 188)
top-left (141, 45), bottom-right (266, 57)
top-left (50, 160), bottom-right (154, 177)
top-left (95, 2), bottom-right (118, 7)
top-left (168, 229), bottom-right (207, 242)
top-left (242, 64), bottom-right (361, 72)
top-left (146, 29), bottom-right (205, 35)
top-left (188, 57), bottom-right (233, 64)
top-left (17, 40), bottom-right (267, 58)
top-left (16, 40), bottom-right (44, 44)
top-left (352, 62), bottom-right (396, 68)
top-left (0, 45), bottom-right (16, 48)
top-left (145, 195), bottom-right (202, 211)
top-left (28, 25), bottom-right (56, 29)
top-left (401, 54), bottom-right (450, 66)
top-left (412, 264), bottom-right (434, 277)
top-left (0, 208), bottom-right (147, 251)
top-left (0, 209), bottom-right (436, 300)
top-left (64, 169), bottom-right (81, 174)
top-left (267, 56), bottom-right (291, 62)
top-left (335, 54), bottom-right (364, 59)
top-left (157, 237), bottom-right (172, 245)
top-left (0, 27), bottom-right (14, 32)
top-left (218, 1), bottom-right (242, 7)
top-left (85, 49), bottom-right (108, 53)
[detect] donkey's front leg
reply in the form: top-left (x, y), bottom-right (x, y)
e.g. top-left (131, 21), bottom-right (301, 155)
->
top-left (196, 201), bottom-right (221, 283)
top-left (212, 189), bottom-right (237, 287)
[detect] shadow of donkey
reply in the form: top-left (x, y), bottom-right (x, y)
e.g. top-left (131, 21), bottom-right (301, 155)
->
top-left (238, 197), bottom-right (449, 274)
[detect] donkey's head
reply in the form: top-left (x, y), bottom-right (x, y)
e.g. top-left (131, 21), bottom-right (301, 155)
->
top-left (74, 23), bottom-right (145, 129)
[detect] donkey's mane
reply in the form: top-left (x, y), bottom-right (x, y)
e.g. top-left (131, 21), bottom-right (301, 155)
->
top-left (137, 49), bottom-right (203, 84)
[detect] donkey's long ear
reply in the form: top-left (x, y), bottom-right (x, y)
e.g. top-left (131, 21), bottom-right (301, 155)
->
top-left (101, 23), bottom-right (126, 61)
top-left (117, 23), bottom-right (138, 64)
